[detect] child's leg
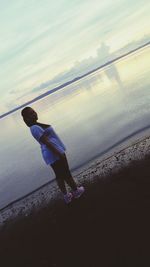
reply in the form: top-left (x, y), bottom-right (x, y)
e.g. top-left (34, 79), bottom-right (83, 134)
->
top-left (61, 155), bottom-right (78, 191)
top-left (56, 177), bottom-right (67, 194)
top-left (51, 160), bottom-right (67, 194)
top-left (62, 156), bottom-right (85, 198)
top-left (64, 175), bottom-right (77, 191)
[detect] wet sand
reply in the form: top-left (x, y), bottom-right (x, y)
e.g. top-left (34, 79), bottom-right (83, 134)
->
top-left (0, 154), bottom-right (150, 267)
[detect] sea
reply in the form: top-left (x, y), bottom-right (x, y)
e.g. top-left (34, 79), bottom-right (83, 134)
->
top-left (0, 45), bottom-right (149, 209)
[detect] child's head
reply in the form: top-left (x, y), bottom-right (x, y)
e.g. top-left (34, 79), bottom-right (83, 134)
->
top-left (21, 106), bottom-right (38, 127)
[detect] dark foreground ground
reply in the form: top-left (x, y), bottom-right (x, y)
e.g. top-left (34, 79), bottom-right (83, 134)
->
top-left (0, 155), bottom-right (150, 267)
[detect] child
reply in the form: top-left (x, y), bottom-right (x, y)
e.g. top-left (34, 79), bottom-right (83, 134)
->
top-left (21, 106), bottom-right (85, 204)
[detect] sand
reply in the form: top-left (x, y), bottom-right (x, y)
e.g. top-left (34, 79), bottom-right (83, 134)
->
top-left (0, 133), bottom-right (150, 226)
top-left (0, 134), bottom-right (150, 266)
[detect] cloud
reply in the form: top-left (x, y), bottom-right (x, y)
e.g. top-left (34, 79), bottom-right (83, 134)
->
top-left (29, 34), bottom-right (150, 95)
top-left (0, 0), bottom-right (150, 112)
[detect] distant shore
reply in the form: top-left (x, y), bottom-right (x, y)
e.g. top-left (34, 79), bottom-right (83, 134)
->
top-left (0, 40), bottom-right (149, 120)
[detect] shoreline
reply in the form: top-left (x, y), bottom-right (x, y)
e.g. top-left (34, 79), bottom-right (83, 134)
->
top-left (0, 130), bottom-right (150, 227)
top-left (1, 142), bottom-right (150, 266)
top-left (1, 124), bottom-right (149, 213)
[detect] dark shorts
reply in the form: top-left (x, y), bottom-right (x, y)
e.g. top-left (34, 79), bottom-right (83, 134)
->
top-left (51, 154), bottom-right (71, 179)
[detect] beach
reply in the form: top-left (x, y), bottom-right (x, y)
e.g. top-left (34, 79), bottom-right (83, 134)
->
top-left (0, 134), bottom-right (150, 267)
top-left (0, 2), bottom-right (150, 266)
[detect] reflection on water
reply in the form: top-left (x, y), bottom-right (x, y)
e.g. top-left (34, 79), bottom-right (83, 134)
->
top-left (0, 46), bottom-right (150, 209)
top-left (97, 42), bottom-right (124, 89)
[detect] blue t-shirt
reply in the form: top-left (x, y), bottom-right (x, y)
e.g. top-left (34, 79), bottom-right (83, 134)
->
top-left (30, 125), bottom-right (66, 165)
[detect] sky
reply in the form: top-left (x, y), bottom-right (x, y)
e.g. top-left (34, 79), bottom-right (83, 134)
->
top-left (0, 0), bottom-right (150, 114)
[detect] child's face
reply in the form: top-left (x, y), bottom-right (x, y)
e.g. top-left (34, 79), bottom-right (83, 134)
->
top-left (26, 108), bottom-right (38, 123)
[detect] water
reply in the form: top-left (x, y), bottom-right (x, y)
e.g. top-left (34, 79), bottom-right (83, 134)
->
top-left (0, 46), bottom-right (149, 209)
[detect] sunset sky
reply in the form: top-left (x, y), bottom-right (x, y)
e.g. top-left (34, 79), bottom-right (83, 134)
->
top-left (0, 0), bottom-right (150, 114)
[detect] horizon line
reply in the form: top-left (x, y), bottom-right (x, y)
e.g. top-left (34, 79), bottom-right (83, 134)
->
top-left (0, 40), bottom-right (149, 120)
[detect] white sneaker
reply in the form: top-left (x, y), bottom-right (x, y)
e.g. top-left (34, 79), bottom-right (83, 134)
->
top-left (63, 192), bottom-right (73, 204)
top-left (72, 186), bottom-right (85, 199)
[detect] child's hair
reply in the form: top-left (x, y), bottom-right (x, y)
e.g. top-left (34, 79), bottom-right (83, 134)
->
top-left (21, 106), bottom-right (33, 127)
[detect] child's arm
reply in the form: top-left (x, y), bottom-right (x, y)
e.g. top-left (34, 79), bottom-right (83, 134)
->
top-left (40, 134), bottom-right (65, 159)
